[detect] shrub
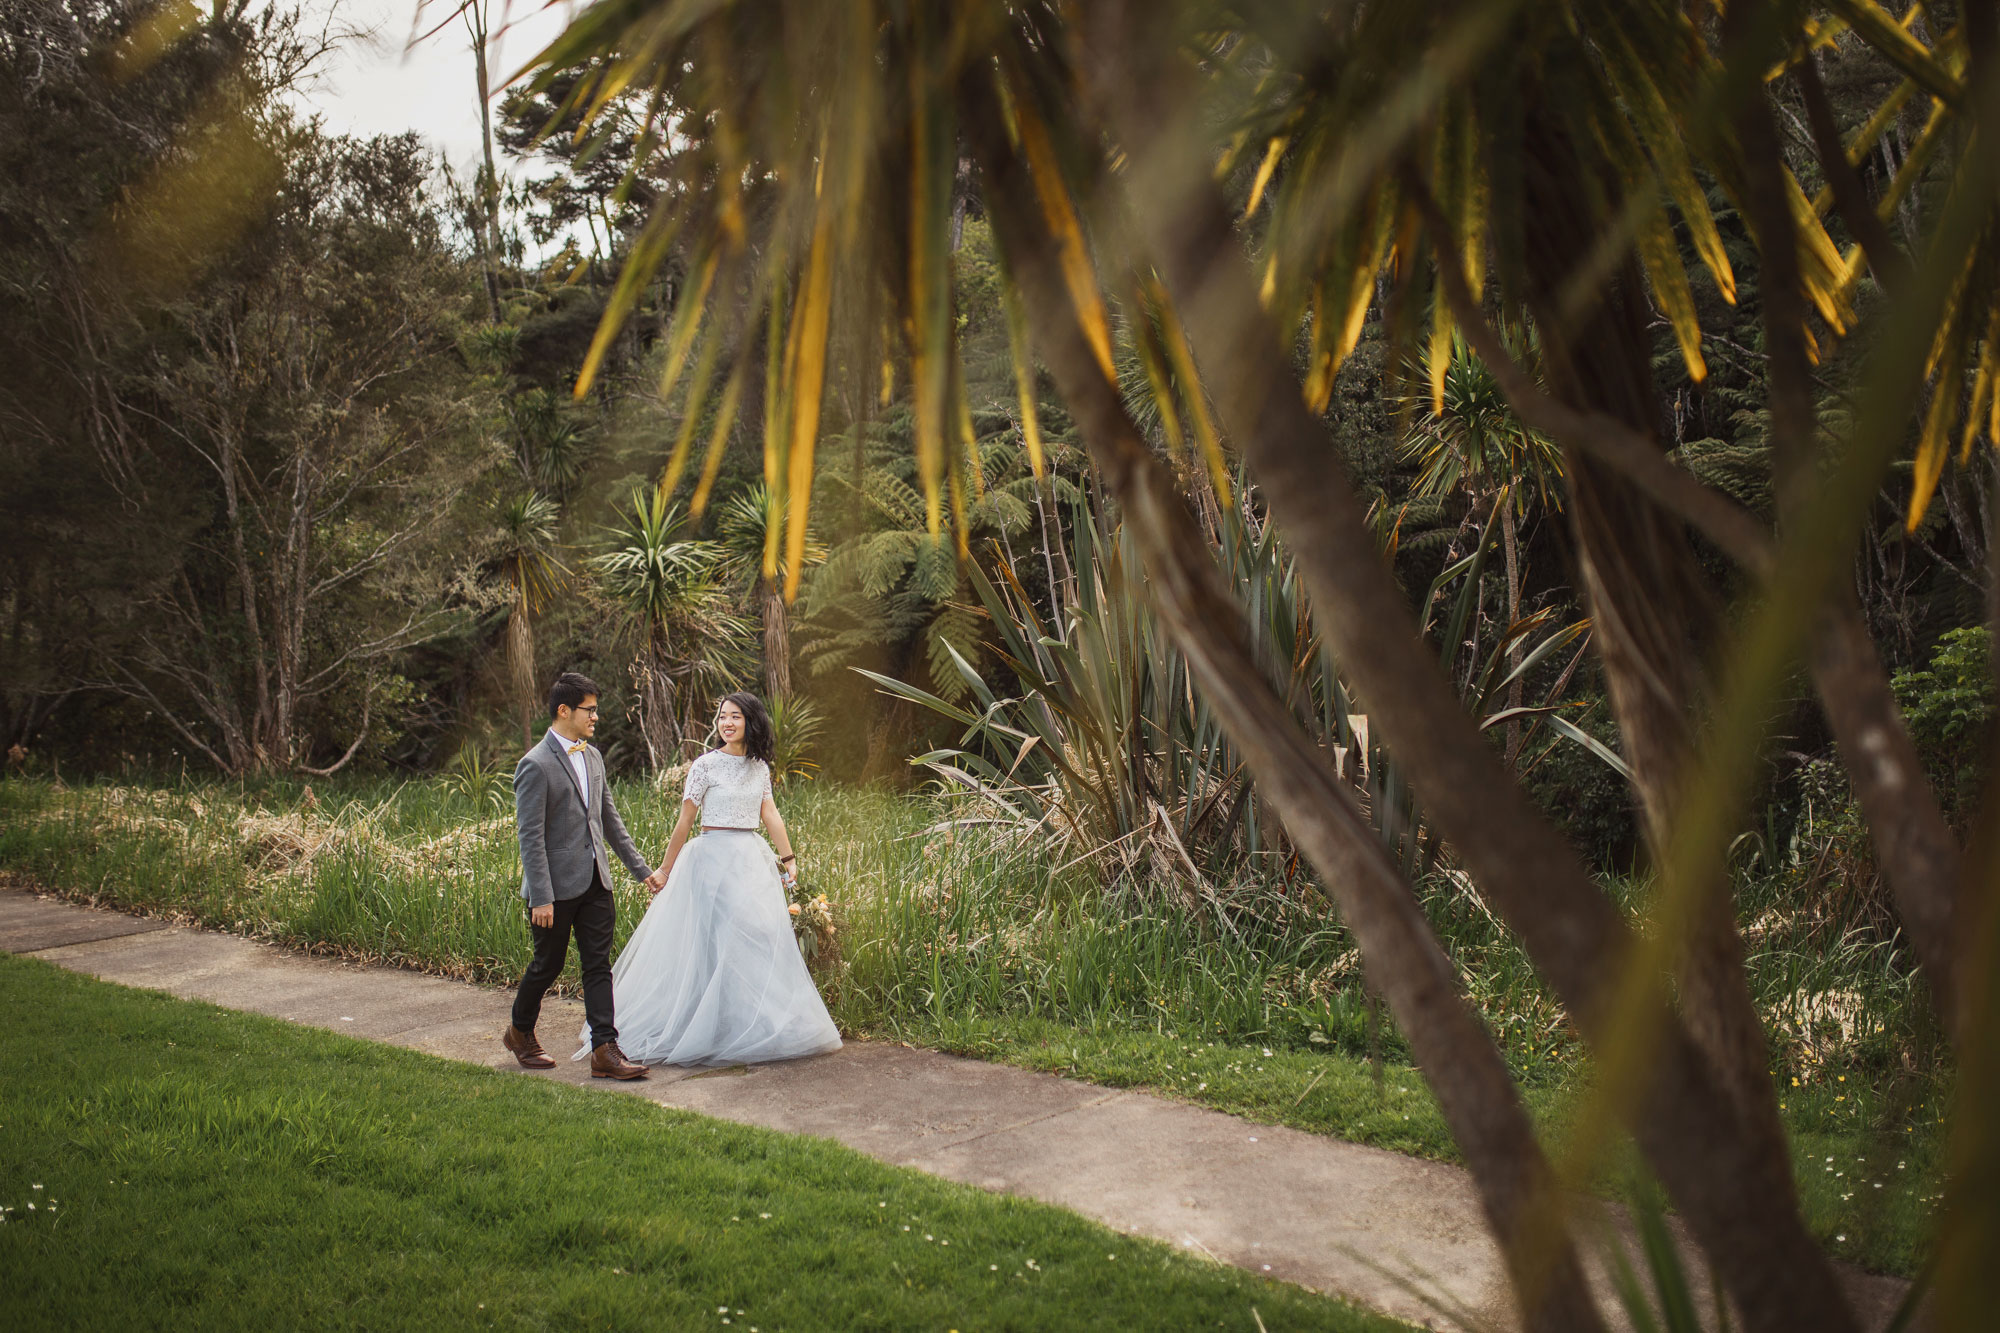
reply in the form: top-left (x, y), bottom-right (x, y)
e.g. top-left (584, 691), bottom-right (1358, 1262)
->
top-left (1890, 624), bottom-right (1992, 819)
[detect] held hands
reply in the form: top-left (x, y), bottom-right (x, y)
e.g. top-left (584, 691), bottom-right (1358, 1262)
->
top-left (644, 865), bottom-right (670, 896)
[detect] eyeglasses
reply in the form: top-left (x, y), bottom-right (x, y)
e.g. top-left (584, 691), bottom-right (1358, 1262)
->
top-left (572, 705), bottom-right (600, 716)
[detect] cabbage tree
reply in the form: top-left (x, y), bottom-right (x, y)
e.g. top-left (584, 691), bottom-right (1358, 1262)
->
top-left (509, 3), bottom-right (2000, 1326)
top-left (593, 488), bottom-right (749, 768)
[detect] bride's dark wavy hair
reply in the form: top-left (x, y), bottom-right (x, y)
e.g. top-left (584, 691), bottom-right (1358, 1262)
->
top-left (715, 691), bottom-right (775, 765)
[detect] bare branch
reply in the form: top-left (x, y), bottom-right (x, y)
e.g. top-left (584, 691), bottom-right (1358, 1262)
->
top-left (1796, 55), bottom-right (1913, 299)
top-left (297, 687), bottom-right (372, 776)
top-left (100, 664), bottom-right (231, 772)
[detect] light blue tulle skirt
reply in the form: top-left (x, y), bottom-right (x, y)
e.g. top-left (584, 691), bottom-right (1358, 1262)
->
top-left (577, 829), bottom-right (841, 1067)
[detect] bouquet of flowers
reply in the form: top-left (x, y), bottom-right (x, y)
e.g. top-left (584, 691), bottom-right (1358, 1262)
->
top-left (786, 876), bottom-right (840, 972)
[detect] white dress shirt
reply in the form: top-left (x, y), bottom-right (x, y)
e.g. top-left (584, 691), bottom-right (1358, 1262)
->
top-left (550, 729), bottom-right (589, 807)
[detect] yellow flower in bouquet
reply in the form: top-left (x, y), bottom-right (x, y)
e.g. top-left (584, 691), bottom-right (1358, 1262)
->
top-left (787, 879), bottom-right (839, 968)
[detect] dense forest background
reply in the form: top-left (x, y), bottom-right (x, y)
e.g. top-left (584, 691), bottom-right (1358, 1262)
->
top-left (2, 0), bottom-right (1991, 889)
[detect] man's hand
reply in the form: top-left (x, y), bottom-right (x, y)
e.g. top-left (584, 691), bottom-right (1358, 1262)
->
top-left (530, 903), bottom-right (554, 928)
top-left (644, 866), bottom-right (669, 896)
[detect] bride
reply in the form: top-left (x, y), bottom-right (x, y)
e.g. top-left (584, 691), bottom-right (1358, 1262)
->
top-left (578, 691), bottom-right (842, 1067)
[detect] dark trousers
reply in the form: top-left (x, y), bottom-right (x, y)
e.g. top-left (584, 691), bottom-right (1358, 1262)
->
top-left (511, 876), bottom-right (617, 1048)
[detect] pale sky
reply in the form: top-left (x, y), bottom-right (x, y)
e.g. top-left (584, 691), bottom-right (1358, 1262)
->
top-left (289, 0), bottom-right (578, 177)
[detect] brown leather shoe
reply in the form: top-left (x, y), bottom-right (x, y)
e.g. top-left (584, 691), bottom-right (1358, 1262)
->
top-left (590, 1041), bottom-right (648, 1080)
top-left (503, 1024), bottom-right (556, 1070)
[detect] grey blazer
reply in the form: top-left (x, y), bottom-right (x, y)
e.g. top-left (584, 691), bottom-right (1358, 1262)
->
top-left (516, 730), bottom-right (651, 907)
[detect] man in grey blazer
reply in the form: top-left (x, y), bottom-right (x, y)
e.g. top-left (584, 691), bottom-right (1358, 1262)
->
top-left (502, 672), bottom-right (659, 1080)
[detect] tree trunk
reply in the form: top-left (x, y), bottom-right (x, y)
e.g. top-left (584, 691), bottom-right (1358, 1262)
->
top-left (762, 577), bottom-right (792, 700)
top-left (1062, 10), bottom-right (1858, 1328)
top-left (1035, 481), bottom-right (1066, 638)
top-left (860, 698), bottom-right (913, 786)
top-left (465, 1), bottom-right (504, 325)
top-left (1500, 491), bottom-right (1525, 766)
top-left (950, 154), bottom-right (972, 251)
top-left (1514, 100), bottom-right (1788, 1183)
top-left (214, 418), bottom-right (274, 767)
top-left (271, 445), bottom-right (316, 772)
top-left (635, 635), bottom-right (682, 770)
top-left (1181, 454), bottom-right (1225, 545)
top-left (1747, 44), bottom-right (1966, 1040)
top-left (507, 588), bottom-right (536, 749)
top-left (966, 79), bottom-right (1607, 1333)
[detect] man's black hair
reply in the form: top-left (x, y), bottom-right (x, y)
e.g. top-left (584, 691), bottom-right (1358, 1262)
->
top-left (547, 672), bottom-right (601, 718)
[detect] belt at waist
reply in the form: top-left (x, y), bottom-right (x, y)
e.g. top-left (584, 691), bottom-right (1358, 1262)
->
top-left (701, 825), bottom-right (758, 832)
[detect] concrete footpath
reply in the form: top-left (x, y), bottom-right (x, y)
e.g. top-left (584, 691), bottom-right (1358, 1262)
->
top-left (1, 886), bottom-right (1911, 1331)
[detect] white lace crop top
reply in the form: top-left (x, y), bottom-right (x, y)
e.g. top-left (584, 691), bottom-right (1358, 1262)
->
top-left (681, 750), bottom-right (772, 827)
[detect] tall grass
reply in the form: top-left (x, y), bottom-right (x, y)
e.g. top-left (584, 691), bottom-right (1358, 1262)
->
top-left (0, 772), bottom-right (1931, 1084)
top-left (0, 776), bottom-right (1932, 1086)
top-left (818, 792), bottom-right (1392, 1060)
top-left (1, 776), bottom-right (641, 985)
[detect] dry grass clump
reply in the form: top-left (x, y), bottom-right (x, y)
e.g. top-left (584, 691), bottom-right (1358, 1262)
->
top-left (1259, 953), bottom-right (1360, 1008)
top-left (232, 807), bottom-right (511, 881)
top-left (1771, 986), bottom-right (1879, 1076)
top-left (233, 809), bottom-right (407, 878)
top-left (412, 816), bottom-right (513, 865)
top-left (236, 812), bottom-right (334, 873)
top-left (47, 785), bottom-right (206, 841)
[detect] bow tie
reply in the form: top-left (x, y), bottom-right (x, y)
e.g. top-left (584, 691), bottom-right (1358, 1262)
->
top-left (566, 741), bottom-right (587, 755)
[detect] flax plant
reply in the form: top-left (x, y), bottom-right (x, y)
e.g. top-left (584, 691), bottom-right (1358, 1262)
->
top-left (863, 492), bottom-right (1610, 897)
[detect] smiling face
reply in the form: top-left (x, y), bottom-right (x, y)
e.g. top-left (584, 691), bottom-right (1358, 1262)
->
top-left (715, 699), bottom-right (746, 750)
top-left (556, 695), bottom-right (599, 742)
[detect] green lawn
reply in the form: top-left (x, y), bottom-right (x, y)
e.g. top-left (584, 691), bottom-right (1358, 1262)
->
top-left (0, 953), bottom-right (1404, 1332)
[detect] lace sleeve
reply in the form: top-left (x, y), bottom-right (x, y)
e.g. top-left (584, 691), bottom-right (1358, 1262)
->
top-left (759, 759), bottom-right (774, 804)
top-left (681, 754), bottom-right (710, 810)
